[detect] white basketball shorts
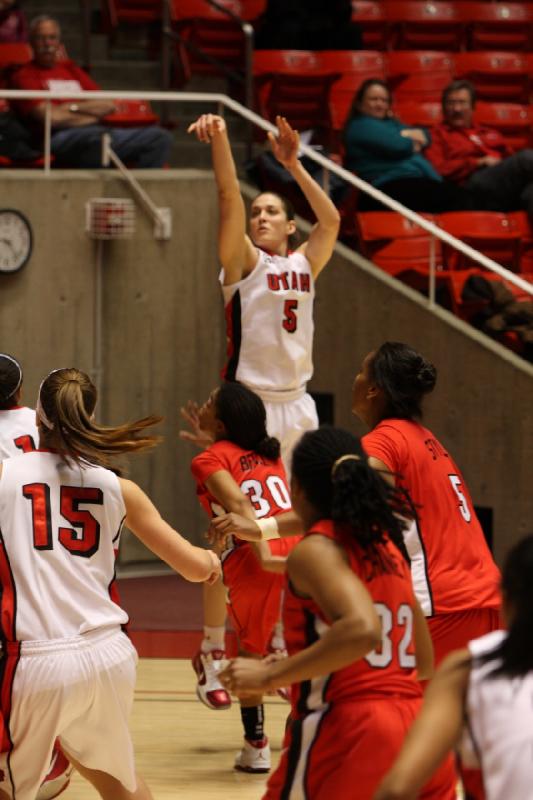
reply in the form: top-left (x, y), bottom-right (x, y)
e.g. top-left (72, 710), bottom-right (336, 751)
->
top-left (0, 626), bottom-right (138, 798)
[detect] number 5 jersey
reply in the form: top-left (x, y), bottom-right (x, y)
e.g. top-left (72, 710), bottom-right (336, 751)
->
top-left (362, 419), bottom-right (501, 618)
top-left (221, 249), bottom-right (315, 393)
top-left (0, 450), bottom-right (128, 642)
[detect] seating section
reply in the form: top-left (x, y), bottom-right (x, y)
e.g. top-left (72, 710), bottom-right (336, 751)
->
top-left (454, 51), bottom-right (530, 103)
top-left (253, 50), bottom-right (338, 142)
top-left (350, 2), bottom-right (533, 52)
top-left (355, 210), bottom-right (533, 338)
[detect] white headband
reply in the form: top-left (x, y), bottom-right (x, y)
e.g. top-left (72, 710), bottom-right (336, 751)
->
top-left (331, 453), bottom-right (361, 479)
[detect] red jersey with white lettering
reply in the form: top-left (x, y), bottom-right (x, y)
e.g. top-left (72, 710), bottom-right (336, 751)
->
top-left (191, 439), bottom-right (299, 654)
top-left (0, 406), bottom-right (38, 459)
top-left (221, 249), bottom-right (315, 392)
top-left (0, 450), bottom-right (128, 642)
top-left (285, 519), bottom-right (422, 719)
top-left (191, 439), bottom-right (292, 541)
top-left (362, 420), bottom-right (501, 617)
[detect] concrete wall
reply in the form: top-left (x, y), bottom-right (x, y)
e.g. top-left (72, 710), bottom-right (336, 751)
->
top-left (1, 170), bottom-right (531, 567)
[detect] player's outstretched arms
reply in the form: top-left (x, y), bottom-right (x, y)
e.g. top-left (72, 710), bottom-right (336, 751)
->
top-left (209, 509), bottom-right (304, 546)
top-left (120, 478), bottom-right (221, 584)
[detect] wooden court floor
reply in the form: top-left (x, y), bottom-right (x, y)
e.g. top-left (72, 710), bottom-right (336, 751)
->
top-left (64, 658), bottom-right (288, 799)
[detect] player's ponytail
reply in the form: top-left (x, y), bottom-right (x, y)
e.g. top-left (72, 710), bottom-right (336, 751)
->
top-left (369, 342), bottom-right (437, 421)
top-left (37, 367), bottom-right (162, 468)
top-left (0, 353), bottom-right (23, 410)
top-left (291, 426), bottom-right (411, 569)
top-left (478, 535), bottom-right (533, 678)
top-left (216, 381), bottom-right (281, 460)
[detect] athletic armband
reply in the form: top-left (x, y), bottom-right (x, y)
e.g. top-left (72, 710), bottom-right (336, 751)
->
top-left (256, 517), bottom-right (280, 541)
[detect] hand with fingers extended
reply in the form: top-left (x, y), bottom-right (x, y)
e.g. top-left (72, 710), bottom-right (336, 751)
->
top-left (268, 115), bottom-right (300, 171)
top-left (209, 512), bottom-right (263, 546)
top-left (179, 401), bottom-right (214, 450)
top-left (187, 113), bottom-right (227, 144)
top-left (219, 656), bottom-right (276, 696)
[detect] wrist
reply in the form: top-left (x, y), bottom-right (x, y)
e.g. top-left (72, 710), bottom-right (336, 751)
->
top-left (255, 516), bottom-right (280, 540)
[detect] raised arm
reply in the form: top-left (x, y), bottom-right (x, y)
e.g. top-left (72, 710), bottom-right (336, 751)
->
top-left (209, 508), bottom-right (304, 545)
top-left (119, 478), bottom-right (220, 583)
top-left (270, 117), bottom-right (340, 278)
top-left (219, 535), bottom-right (381, 693)
top-left (373, 650), bottom-right (470, 800)
top-left (188, 113), bottom-right (257, 284)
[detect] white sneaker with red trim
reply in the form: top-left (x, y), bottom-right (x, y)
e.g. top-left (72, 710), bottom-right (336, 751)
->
top-left (36, 743), bottom-right (73, 800)
top-left (192, 649), bottom-right (231, 710)
top-left (234, 737), bottom-right (271, 773)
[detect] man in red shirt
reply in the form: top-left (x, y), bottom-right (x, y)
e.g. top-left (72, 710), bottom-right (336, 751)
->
top-left (426, 79), bottom-right (533, 222)
top-left (10, 15), bottom-right (173, 168)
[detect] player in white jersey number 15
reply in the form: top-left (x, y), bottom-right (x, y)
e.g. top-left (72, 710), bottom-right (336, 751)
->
top-left (0, 367), bottom-right (220, 800)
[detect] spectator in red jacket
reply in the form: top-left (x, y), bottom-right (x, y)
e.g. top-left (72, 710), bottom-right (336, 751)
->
top-left (10, 15), bottom-right (173, 168)
top-left (426, 80), bottom-right (533, 223)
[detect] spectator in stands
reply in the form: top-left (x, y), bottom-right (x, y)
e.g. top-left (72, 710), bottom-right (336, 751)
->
top-left (10, 15), bottom-right (173, 168)
top-left (426, 80), bottom-right (533, 224)
top-left (343, 79), bottom-right (467, 213)
top-left (255, 0), bottom-right (361, 50)
top-left (0, 0), bottom-right (27, 43)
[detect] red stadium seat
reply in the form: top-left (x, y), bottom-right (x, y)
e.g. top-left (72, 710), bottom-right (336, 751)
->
top-left (320, 50), bottom-right (386, 131)
top-left (240, 0), bottom-right (266, 20)
top-left (170, 0), bottom-right (248, 83)
top-left (103, 99), bottom-right (159, 127)
top-left (393, 101), bottom-right (442, 128)
top-left (253, 51), bottom-right (339, 142)
top-left (437, 211), bottom-right (522, 272)
top-left (507, 212), bottom-right (533, 275)
top-left (356, 211), bottom-right (442, 275)
top-left (474, 102), bottom-right (533, 152)
top-left (0, 42), bottom-right (32, 70)
top-left (454, 52), bottom-right (530, 104)
top-left (457, 2), bottom-right (533, 52)
top-left (100, 0), bottom-right (162, 31)
top-left (350, 1), bottom-right (389, 50)
top-left (384, 2), bottom-right (464, 51)
top-left (386, 51), bottom-right (454, 102)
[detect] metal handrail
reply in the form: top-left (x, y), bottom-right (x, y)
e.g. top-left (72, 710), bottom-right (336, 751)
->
top-left (1, 87), bottom-right (531, 300)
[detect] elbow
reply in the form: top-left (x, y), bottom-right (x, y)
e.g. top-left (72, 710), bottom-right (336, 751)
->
top-left (345, 617), bottom-right (381, 658)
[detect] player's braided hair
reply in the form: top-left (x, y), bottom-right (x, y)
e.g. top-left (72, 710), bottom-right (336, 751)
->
top-left (0, 353), bottom-right (23, 410)
top-left (369, 342), bottom-right (437, 421)
top-left (216, 381), bottom-right (280, 460)
top-left (38, 367), bottom-right (162, 468)
top-left (477, 534), bottom-right (533, 678)
top-left (291, 426), bottom-right (411, 572)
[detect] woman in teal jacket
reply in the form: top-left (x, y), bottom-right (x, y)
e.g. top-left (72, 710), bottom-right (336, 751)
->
top-left (344, 79), bottom-right (467, 212)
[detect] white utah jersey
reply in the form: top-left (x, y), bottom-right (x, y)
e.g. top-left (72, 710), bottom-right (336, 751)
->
top-left (0, 406), bottom-right (38, 458)
top-left (462, 630), bottom-right (533, 800)
top-left (0, 451), bottom-right (128, 642)
top-left (221, 248), bottom-right (315, 393)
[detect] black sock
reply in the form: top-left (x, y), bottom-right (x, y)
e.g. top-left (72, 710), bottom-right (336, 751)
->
top-left (240, 704), bottom-right (265, 742)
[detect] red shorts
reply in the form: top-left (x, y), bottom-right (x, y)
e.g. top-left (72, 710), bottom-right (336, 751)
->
top-left (264, 698), bottom-right (457, 800)
top-left (428, 608), bottom-right (502, 668)
top-left (222, 536), bottom-right (301, 655)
